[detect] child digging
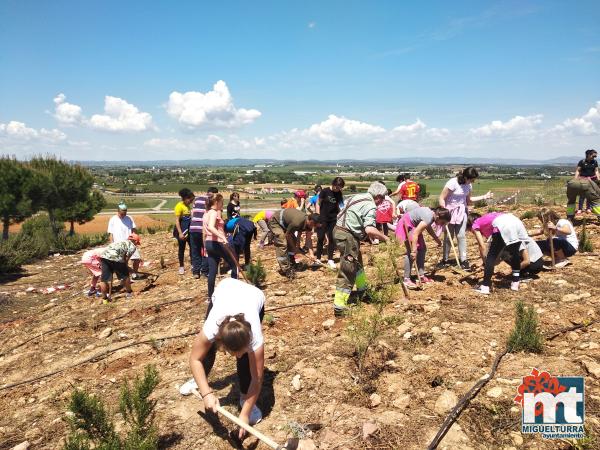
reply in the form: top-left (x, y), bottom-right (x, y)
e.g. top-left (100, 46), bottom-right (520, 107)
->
top-left (80, 246), bottom-right (107, 297)
top-left (98, 233), bottom-right (140, 301)
top-left (529, 208), bottom-right (578, 268)
top-left (395, 206), bottom-right (450, 289)
top-left (468, 212), bottom-right (529, 295)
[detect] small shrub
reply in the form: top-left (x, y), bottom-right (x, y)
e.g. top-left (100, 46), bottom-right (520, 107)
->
top-left (520, 210), bottom-right (536, 220)
top-left (64, 365), bottom-right (160, 450)
top-left (246, 258), bottom-right (267, 287)
top-left (507, 300), bottom-right (543, 354)
top-left (532, 194), bottom-right (545, 206)
top-left (264, 313), bottom-right (275, 327)
top-left (578, 219), bottom-right (594, 253)
top-left (371, 240), bottom-right (403, 287)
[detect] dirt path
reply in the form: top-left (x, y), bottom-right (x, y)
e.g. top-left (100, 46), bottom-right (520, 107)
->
top-left (0, 207), bottom-right (599, 449)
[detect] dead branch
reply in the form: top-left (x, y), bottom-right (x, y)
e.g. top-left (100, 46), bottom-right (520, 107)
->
top-left (427, 349), bottom-right (508, 450)
top-left (0, 330), bottom-right (198, 392)
top-left (545, 319), bottom-right (597, 341)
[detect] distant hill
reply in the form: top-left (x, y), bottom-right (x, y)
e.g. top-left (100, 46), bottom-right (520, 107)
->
top-left (76, 155), bottom-right (580, 167)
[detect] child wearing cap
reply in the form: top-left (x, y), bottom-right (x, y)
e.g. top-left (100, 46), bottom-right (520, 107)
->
top-left (98, 234), bottom-right (140, 301)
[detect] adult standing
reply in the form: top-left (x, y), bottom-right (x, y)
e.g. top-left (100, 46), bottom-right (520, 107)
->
top-left (390, 174), bottom-right (406, 201)
top-left (566, 176), bottom-right (600, 222)
top-left (333, 182), bottom-right (389, 316)
top-left (227, 192), bottom-right (241, 219)
top-left (189, 187), bottom-right (218, 279)
top-left (174, 188), bottom-right (195, 275)
top-left (267, 209), bottom-right (322, 278)
top-left (107, 202), bottom-right (142, 279)
top-left (203, 194), bottom-right (238, 299)
top-left (315, 177), bottom-right (345, 269)
top-left (575, 149), bottom-right (599, 214)
top-left (438, 167), bottom-right (493, 270)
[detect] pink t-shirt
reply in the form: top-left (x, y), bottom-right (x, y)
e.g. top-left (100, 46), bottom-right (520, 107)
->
top-left (203, 209), bottom-right (225, 242)
top-left (472, 212), bottom-right (503, 238)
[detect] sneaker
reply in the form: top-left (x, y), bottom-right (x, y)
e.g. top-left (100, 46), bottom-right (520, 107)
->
top-left (511, 281), bottom-right (520, 291)
top-left (555, 259), bottom-right (571, 268)
top-left (473, 285), bottom-right (490, 295)
top-left (193, 273), bottom-right (200, 279)
top-left (87, 287), bottom-right (96, 297)
top-left (404, 278), bottom-right (418, 289)
top-left (327, 260), bottom-right (337, 270)
top-left (372, 239), bottom-right (379, 245)
top-left (576, 209), bottom-right (582, 215)
top-left (239, 398), bottom-right (262, 425)
top-left (520, 275), bottom-right (534, 283)
top-left (131, 273), bottom-right (139, 280)
top-left (420, 275), bottom-right (434, 284)
top-left (178, 267), bottom-right (185, 275)
top-left (459, 260), bottom-right (471, 271)
top-left (334, 306), bottom-right (349, 317)
top-left (312, 259), bottom-right (323, 267)
top-left (436, 259), bottom-right (450, 269)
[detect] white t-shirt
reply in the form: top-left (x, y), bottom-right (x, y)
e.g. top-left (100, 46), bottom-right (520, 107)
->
top-left (397, 199), bottom-right (419, 214)
top-left (444, 177), bottom-right (472, 205)
top-left (203, 278), bottom-right (265, 352)
top-left (107, 215), bottom-right (137, 242)
top-left (521, 237), bottom-right (543, 263)
top-left (556, 219), bottom-right (578, 249)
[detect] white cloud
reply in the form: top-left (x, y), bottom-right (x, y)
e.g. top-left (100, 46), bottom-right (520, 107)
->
top-left (166, 80), bottom-right (261, 129)
top-left (554, 101), bottom-right (600, 136)
top-left (53, 93), bottom-right (83, 126)
top-left (302, 114), bottom-right (385, 144)
top-left (88, 96), bottom-right (154, 132)
top-left (470, 114), bottom-right (543, 138)
top-left (0, 120), bottom-right (66, 143)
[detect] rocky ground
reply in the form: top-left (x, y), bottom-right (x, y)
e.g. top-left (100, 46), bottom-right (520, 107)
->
top-left (0, 206), bottom-right (599, 450)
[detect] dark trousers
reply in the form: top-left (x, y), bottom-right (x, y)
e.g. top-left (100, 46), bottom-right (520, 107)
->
top-left (484, 233), bottom-right (520, 286)
top-left (205, 240), bottom-right (238, 299)
top-left (316, 220), bottom-right (336, 260)
top-left (189, 232), bottom-right (208, 275)
top-left (177, 237), bottom-right (191, 267)
top-left (537, 238), bottom-right (577, 257)
top-left (376, 222), bottom-right (389, 236)
top-left (201, 304), bottom-right (265, 395)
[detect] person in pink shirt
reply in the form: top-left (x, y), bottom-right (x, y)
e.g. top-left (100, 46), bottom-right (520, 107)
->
top-left (81, 247), bottom-right (107, 297)
top-left (468, 212), bottom-right (528, 295)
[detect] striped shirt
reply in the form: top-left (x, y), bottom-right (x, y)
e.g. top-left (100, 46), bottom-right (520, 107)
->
top-left (189, 195), bottom-right (208, 232)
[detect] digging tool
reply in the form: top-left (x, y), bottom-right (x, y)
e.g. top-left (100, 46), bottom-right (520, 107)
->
top-left (444, 225), bottom-right (469, 276)
top-left (222, 242), bottom-right (250, 283)
top-left (542, 217), bottom-right (556, 270)
top-left (402, 222), bottom-right (422, 288)
top-left (188, 388), bottom-right (296, 449)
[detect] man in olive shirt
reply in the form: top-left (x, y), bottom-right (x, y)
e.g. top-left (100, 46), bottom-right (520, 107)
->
top-left (267, 209), bottom-right (322, 278)
top-left (333, 182), bottom-right (389, 316)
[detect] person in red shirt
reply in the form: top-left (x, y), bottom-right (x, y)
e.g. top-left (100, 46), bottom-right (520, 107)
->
top-left (400, 178), bottom-right (420, 201)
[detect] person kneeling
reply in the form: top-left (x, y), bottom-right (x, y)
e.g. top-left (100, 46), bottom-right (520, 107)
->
top-left (496, 236), bottom-right (544, 280)
top-left (529, 209), bottom-right (578, 268)
top-left (188, 278), bottom-right (265, 438)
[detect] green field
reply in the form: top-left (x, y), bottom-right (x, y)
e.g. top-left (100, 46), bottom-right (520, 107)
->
top-left (103, 195), bottom-right (163, 210)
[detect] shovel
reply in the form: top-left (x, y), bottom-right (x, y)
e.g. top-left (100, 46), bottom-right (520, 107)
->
top-left (180, 380), bottom-right (297, 449)
top-left (444, 225), bottom-right (469, 276)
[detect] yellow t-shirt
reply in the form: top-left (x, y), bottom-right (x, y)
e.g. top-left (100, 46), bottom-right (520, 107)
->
top-left (174, 201), bottom-right (191, 218)
top-left (252, 210), bottom-right (266, 223)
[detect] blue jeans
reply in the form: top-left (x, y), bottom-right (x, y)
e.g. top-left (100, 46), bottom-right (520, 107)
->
top-left (189, 232), bottom-right (208, 275)
top-left (205, 240), bottom-right (238, 298)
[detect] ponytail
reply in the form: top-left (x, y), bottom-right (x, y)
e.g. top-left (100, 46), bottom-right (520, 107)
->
top-left (433, 207), bottom-right (451, 222)
top-left (457, 167), bottom-right (479, 185)
top-left (214, 313), bottom-right (252, 353)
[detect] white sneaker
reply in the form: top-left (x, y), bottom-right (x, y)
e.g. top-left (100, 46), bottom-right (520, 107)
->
top-left (178, 267), bottom-right (185, 275)
top-left (327, 260), bottom-right (337, 270)
top-left (555, 259), bottom-right (571, 268)
top-left (239, 398), bottom-right (262, 425)
top-left (372, 239), bottom-right (379, 244)
top-left (473, 285), bottom-right (490, 295)
top-left (511, 281), bottom-right (520, 291)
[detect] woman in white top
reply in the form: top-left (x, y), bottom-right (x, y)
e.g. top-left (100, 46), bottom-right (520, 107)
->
top-left (188, 278), bottom-right (265, 438)
top-left (530, 209), bottom-right (578, 268)
top-left (438, 167), bottom-right (493, 270)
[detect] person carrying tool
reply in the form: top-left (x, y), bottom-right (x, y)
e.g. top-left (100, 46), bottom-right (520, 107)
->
top-left (468, 212), bottom-right (529, 295)
top-left (566, 174), bottom-right (600, 223)
top-left (395, 206), bottom-right (450, 289)
top-left (187, 278), bottom-right (265, 438)
top-left (438, 167), bottom-right (493, 270)
top-left (267, 208), bottom-right (322, 278)
top-left (333, 181), bottom-right (390, 316)
top-left (529, 209), bottom-right (578, 268)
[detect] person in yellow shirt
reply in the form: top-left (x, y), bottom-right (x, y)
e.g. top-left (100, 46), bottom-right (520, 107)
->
top-left (174, 188), bottom-right (195, 275)
top-left (252, 210), bottom-right (274, 248)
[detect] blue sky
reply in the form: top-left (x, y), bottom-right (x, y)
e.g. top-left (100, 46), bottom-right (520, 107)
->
top-left (1, 0), bottom-right (599, 161)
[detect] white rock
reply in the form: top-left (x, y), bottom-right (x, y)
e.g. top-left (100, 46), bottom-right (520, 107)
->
top-left (423, 302), bottom-right (440, 313)
top-left (322, 319), bottom-right (335, 330)
top-left (441, 321), bottom-right (452, 329)
top-left (487, 386), bottom-right (503, 398)
top-left (362, 422), bottom-right (379, 439)
top-left (98, 327), bottom-right (112, 339)
top-left (412, 354), bottom-right (430, 362)
top-left (392, 394), bottom-right (411, 410)
top-left (430, 326), bottom-right (442, 334)
top-left (434, 390), bottom-right (458, 415)
top-left (273, 290), bottom-right (287, 296)
top-left (589, 342), bottom-right (599, 350)
top-left (297, 438), bottom-right (317, 450)
top-left (582, 359), bottom-right (600, 379)
top-left (291, 374), bottom-right (302, 391)
top-left (397, 321), bottom-right (415, 335)
top-left (567, 331), bottom-right (579, 341)
top-left (370, 393), bottom-right (381, 407)
top-left (510, 431), bottom-right (524, 446)
top-left (11, 442), bottom-right (30, 450)
top-left (403, 332), bottom-right (413, 340)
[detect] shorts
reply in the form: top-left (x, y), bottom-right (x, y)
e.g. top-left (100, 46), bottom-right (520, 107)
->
top-left (100, 258), bottom-right (130, 282)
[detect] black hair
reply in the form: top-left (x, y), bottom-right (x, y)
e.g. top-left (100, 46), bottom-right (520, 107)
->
top-left (178, 188), bottom-right (194, 200)
top-left (314, 184), bottom-right (322, 192)
top-left (433, 207), bottom-right (451, 222)
top-left (457, 167), bottom-right (479, 185)
top-left (466, 212), bottom-right (482, 229)
top-left (387, 188), bottom-right (392, 196)
top-left (332, 177), bottom-right (345, 188)
top-left (230, 192), bottom-right (239, 201)
top-left (586, 149), bottom-right (597, 158)
top-left (207, 187), bottom-right (219, 194)
top-left (377, 180), bottom-right (386, 186)
top-left (396, 174), bottom-right (406, 183)
top-left (308, 213), bottom-right (322, 224)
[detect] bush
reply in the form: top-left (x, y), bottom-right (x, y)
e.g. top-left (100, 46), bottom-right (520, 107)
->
top-left (246, 258), bottom-right (267, 287)
top-left (579, 219), bottom-right (594, 253)
top-left (507, 300), bottom-right (543, 353)
top-left (520, 210), bottom-right (536, 220)
top-left (64, 365), bottom-right (160, 450)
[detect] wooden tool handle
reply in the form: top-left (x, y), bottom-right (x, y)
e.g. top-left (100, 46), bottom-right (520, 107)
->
top-left (191, 389), bottom-right (281, 449)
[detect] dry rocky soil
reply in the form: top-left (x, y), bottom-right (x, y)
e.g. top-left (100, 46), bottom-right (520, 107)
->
top-left (1, 206), bottom-right (599, 450)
